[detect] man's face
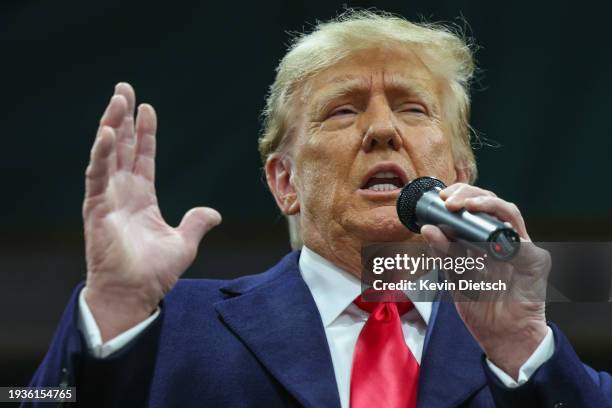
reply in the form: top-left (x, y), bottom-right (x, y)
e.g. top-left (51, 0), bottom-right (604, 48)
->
top-left (289, 46), bottom-right (464, 245)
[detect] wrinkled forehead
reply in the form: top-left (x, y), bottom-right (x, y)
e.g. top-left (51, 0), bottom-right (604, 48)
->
top-left (303, 45), bottom-right (445, 104)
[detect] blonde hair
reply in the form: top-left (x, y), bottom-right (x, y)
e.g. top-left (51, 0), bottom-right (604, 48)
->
top-left (258, 9), bottom-right (477, 250)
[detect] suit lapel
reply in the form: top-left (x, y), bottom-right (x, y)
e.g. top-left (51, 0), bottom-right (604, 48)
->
top-left (214, 252), bottom-right (341, 408)
top-left (418, 297), bottom-right (487, 408)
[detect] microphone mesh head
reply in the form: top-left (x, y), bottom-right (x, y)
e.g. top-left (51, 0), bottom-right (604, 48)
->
top-left (396, 176), bottom-right (447, 233)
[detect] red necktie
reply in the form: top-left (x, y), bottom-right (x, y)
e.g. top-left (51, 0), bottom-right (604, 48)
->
top-left (350, 292), bottom-right (420, 408)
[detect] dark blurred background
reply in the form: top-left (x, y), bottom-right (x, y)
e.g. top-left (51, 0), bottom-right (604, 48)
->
top-left (1, 0), bottom-right (612, 387)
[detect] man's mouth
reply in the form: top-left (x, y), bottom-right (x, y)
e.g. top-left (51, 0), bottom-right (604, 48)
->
top-left (362, 171), bottom-right (404, 191)
top-left (359, 163), bottom-right (409, 194)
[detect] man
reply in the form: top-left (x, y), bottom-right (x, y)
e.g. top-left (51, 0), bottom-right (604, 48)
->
top-left (28, 10), bottom-right (612, 407)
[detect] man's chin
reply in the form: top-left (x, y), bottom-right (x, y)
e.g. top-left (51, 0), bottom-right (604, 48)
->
top-left (361, 224), bottom-right (413, 242)
top-left (349, 207), bottom-right (414, 242)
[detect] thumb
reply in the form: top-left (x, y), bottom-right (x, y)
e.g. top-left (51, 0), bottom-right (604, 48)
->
top-left (178, 207), bottom-right (222, 246)
top-left (420, 224), bottom-right (450, 256)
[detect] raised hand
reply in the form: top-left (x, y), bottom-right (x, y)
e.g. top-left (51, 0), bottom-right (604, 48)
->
top-left (83, 83), bottom-right (222, 341)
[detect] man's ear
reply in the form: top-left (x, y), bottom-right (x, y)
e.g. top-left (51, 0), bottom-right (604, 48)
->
top-left (265, 154), bottom-right (300, 215)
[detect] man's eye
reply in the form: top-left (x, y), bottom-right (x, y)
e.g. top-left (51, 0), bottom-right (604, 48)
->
top-left (398, 103), bottom-right (427, 115)
top-left (329, 107), bottom-right (357, 118)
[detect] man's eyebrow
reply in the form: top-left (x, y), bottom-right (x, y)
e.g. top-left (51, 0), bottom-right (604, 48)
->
top-left (384, 75), bottom-right (439, 107)
top-left (309, 76), bottom-right (371, 116)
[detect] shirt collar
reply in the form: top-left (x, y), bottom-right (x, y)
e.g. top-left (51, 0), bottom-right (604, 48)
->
top-left (299, 246), bottom-right (432, 327)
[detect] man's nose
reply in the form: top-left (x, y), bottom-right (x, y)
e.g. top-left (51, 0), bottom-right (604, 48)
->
top-left (361, 104), bottom-right (403, 152)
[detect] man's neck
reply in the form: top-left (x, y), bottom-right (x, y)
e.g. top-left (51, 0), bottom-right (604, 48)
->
top-left (302, 233), bottom-right (363, 278)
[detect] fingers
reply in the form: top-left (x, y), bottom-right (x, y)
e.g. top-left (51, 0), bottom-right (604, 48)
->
top-left (113, 83), bottom-right (137, 171)
top-left (85, 126), bottom-right (116, 198)
top-left (438, 182), bottom-right (474, 199)
top-left (440, 183), bottom-right (529, 240)
top-left (177, 207), bottom-right (223, 248)
top-left (133, 104), bottom-right (157, 182)
top-left (98, 83), bottom-right (158, 180)
top-left (463, 196), bottom-right (530, 240)
top-left (421, 224), bottom-right (450, 254)
top-left (100, 94), bottom-right (127, 129)
top-left (99, 93), bottom-right (127, 175)
top-left (442, 183), bottom-right (496, 211)
top-left (114, 83), bottom-right (136, 129)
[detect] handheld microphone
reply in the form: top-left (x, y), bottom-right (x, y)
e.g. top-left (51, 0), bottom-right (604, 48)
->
top-left (396, 176), bottom-right (520, 260)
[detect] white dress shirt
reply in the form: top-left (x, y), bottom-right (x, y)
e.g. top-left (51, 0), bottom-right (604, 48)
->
top-left (78, 246), bottom-right (554, 407)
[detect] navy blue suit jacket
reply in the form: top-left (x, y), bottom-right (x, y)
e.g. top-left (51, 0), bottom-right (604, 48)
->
top-left (28, 251), bottom-right (612, 407)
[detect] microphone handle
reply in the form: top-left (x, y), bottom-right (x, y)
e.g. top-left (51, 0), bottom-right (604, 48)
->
top-left (416, 188), bottom-right (520, 260)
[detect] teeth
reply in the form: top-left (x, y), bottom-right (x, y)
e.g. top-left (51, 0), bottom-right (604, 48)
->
top-left (373, 171), bottom-right (398, 178)
top-left (368, 183), bottom-right (398, 192)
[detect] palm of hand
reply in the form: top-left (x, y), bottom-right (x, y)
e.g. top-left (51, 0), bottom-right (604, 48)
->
top-left (85, 171), bottom-right (196, 301)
